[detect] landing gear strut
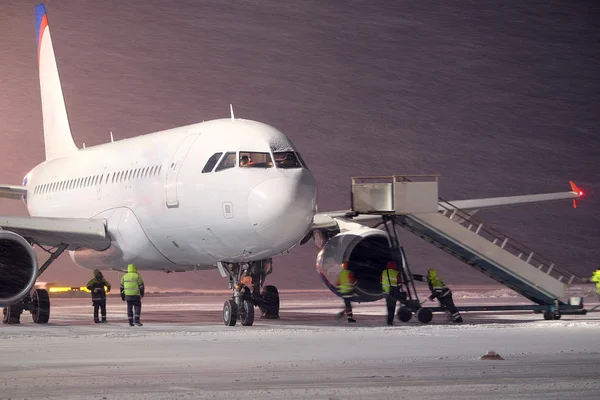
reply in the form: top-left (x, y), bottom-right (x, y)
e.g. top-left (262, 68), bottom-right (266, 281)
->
top-left (2, 243), bottom-right (67, 325)
top-left (221, 259), bottom-right (280, 326)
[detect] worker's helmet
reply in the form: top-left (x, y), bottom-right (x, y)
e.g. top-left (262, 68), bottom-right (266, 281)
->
top-left (342, 261), bottom-right (349, 270)
top-left (427, 269), bottom-right (437, 279)
top-left (386, 261), bottom-right (398, 270)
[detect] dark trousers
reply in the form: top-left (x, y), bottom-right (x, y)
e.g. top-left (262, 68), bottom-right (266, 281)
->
top-left (93, 299), bottom-right (106, 322)
top-left (337, 297), bottom-right (354, 321)
top-left (126, 297), bottom-right (142, 323)
top-left (438, 292), bottom-right (462, 322)
top-left (385, 297), bottom-right (397, 325)
top-left (343, 298), bottom-right (353, 317)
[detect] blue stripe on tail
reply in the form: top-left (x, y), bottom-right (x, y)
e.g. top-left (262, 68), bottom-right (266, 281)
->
top-left (35, 3), bottom-right (47, 48)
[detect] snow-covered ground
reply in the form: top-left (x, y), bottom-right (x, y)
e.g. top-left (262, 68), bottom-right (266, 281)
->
top-left (1, 289), bottom-right (599, 399)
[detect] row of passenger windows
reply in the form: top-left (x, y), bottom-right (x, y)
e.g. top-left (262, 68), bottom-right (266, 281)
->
top-left (202, 151), bottom-right (305, 173)
top-left (34, 165), bottom-right (163, 195)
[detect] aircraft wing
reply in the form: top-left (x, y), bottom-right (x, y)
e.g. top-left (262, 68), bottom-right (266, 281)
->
top-left (0, 185), bottom-right (27, 200)
top-left (312, 182), bottom-right (582, 230)
top-left (0, 216), bottom-right (110, 251)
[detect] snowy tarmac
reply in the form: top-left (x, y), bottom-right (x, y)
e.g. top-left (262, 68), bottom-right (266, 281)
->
top-left (1, 290), bottom-right (600, 399)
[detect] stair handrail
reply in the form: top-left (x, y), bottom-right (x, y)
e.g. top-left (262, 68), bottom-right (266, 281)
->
top-left (437, 197), bottom-right (583, 285)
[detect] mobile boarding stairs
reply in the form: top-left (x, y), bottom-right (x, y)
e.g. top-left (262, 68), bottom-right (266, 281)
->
top-left (350, 174), bottom-right (589, 321)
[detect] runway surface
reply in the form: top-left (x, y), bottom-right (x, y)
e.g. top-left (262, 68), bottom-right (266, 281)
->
top-left (1, 292), bottom-right (600, 399)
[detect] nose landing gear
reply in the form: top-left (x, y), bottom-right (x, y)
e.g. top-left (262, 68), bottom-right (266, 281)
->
top-left (221, 259), bottom-right (280, 326)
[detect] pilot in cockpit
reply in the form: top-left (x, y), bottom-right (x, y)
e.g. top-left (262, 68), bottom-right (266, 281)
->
top-left (240, 155), bottom-right (250, 167)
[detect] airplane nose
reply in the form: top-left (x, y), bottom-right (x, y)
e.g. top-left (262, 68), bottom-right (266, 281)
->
top-left (248, 175), bottom-right (316, 243)
top-left (248, 178), bottom-right (292, 229)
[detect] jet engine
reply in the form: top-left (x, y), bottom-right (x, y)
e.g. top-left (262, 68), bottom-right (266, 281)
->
top-left (0, 230), bottom-right (39, 307)
top-left (315, 226), bottom-right (401, 302)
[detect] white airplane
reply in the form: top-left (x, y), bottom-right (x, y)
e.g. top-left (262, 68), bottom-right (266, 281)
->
top-left (0, 3), bottom-right (582, 326)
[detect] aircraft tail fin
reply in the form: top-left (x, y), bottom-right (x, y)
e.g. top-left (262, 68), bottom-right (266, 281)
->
top-left (35, 3), bottom-right (78, 160)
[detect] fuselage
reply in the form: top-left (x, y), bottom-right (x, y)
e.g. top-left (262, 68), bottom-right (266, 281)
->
top-left (22, 118), bottom-right (318, 272)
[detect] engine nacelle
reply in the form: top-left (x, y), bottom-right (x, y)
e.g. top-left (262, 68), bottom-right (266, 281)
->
top-left (316, 226), bottom-right (403, 303)
top-left (0, 230), bottom-right (39, 307)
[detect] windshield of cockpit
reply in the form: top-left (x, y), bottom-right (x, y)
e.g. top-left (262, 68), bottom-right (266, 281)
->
top-left (239, 152), bottom-right (273, 168)
top-left (202, 150), bottom-right (307, 172)
top-left (272, 151), bottom-right (302, 169)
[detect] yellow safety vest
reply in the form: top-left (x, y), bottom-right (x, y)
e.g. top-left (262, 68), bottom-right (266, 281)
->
top-left (381, 269), bottom-right (399, 294)
top-left (592, 271), bottom-right (600, 294)
top-left (121, 272), bottom-right (143, 296)
top-left (338, 270), bottom-right (354, 294)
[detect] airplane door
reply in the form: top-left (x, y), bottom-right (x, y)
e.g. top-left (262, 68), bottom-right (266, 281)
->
top-left (165, 133), bottom-right (200, 208)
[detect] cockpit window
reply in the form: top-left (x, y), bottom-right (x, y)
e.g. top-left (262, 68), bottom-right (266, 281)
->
top-left (202, 152), bottom-right (223, 173)
top-left (295, 152), bottom-right (309, 170)
top-left (239, 152), bottom-right (273, 168)
top-left (215, 152), bottom-right (236, 172)
top-left (273, 151), bottom-right (301, 169)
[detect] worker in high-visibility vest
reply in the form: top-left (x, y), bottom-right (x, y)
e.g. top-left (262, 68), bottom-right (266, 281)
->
top-left (120, 264), bottom-right (145, 326)
top-left (336, 262), bottom-right (357, 323)
top-left (381, 261), bottom-right (402, 326)
top-left (414, 269), bottom-right (463, 323)
top-left (86, 269), bottom-right (111, 323)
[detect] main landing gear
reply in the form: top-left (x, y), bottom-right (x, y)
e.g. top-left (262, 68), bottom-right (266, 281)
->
top-left (221, 259), bottom-right (280, 327)
top-left (2, 243), bottom-right (68, 325)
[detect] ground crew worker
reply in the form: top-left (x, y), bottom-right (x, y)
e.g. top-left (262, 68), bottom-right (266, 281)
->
top-left (336, 262), bottom-right (357, 323)
top-left (86, 269), bottom-right (111, 323)
top-left (120, 264), bottom-right (145, 326)
top-left (413, 269), bottom-right (463, 323)
top-left (381, 261), bottom-right (402, 326)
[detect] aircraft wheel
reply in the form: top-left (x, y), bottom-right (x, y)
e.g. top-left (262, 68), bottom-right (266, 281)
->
top-left (260, 285), bottom-right (280, 319)
top-left (31, 289), bottom-right (50, 324)
top-left (223, 299), bottom-right (238, 326)
top-left (397, 306), bottom-right (413, 322)
top-left (3, 304), bottom-right (23, 324)
top-left (416, 307), bottom-right (433, 324)
top-left (240, 299), bottom-right (255, 326)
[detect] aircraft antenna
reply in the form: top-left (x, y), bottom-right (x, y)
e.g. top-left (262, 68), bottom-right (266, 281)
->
top-left (230, 104), bottom-right (235, 121)
top-left (110, 131), bottom-right (114, 143)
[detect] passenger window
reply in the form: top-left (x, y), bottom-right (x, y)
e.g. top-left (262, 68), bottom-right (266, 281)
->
top-left (239, 152), bottom-right (273, 168)
top-left (202, 152), bottom-right (223, 173)
top-left (273, 151), bottom-right (301, 169)
top-left (215, 152), bottom-right (236, 172)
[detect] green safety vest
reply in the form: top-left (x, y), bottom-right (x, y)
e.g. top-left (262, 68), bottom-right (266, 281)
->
top-left (121, 272), bottom-right (143, 296)
top-left (592, 271), bottom-right (600, 294)
top-left (338, 270), bottom-right (354, 294)
top-left (381, 269), bottom-right (399, 294)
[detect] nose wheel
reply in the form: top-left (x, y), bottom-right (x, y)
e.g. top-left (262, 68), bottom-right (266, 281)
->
top-left (240, 298), bottom-right (255, 326)
top-left (221, 260), bottom-right (280, 326)
top-left (223, 299), bottom-right (238, 326)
